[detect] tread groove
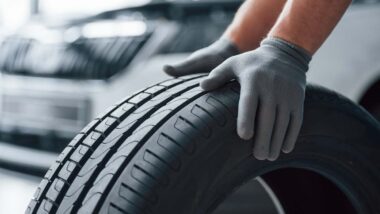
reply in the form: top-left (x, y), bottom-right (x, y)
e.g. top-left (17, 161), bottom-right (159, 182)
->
top-left (144, 149), bottom-right (173, 174)
top-left (120, 182), bottom-right (154, 205)
top-left (26, 78), bottom-right (181, 214)
top-left (92, 85), bottom-right (209, 213)
top-left (68, 85), bottom-right (201, 213)
top-left (109, 203), bottom-right (129, 214)
top-left (54, 76), bottom-right (204, 213)
top-left (159, 133), bottom-right (188, 154)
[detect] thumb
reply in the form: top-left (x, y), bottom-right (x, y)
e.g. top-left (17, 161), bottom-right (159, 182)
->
top-left (200, 62), bottom-right (234, 91)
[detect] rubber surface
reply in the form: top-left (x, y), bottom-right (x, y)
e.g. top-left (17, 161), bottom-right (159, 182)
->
top-left (26, 74), bottom-right (380, 214)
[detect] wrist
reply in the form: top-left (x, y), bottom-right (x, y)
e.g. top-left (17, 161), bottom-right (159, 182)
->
top-left (268, 29), bottom-right (317, 55)
top-left (260, 37), bottom-right (312, 71)
top-left (223, 27), bottom-right (261, 53)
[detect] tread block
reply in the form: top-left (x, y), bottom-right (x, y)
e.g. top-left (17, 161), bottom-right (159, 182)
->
top-left (67, 133), bottom-right (85, 148)
top-left (111, 141), bottom-right (139, 163)
top-left (178, 74), bottom-right (206, 80)
top-left (182, 113), bottom-right (211, 138)
top-left (58, 160), bottom-right (80, 180)
top-left (108, 199), bottom-right (143, 214)
top-left (131, 165), bottom-right (157, 188)
top-left (146, 143), bottom-right (181, 171)
top-left (44, 161), bottom-right (60, 180)
top-left (105, 141), bottom-right (139, 168)
top-left (191, 105), bottom-right (216, 135)
top-left (46, 178), bottom-right (66, 201)
top-left (70, 144), bottom-right (90, 163)
top-left (141, 150), bottom-right (170, 185)
top-left (131, 105), bottom-right (156, 115)
top-left (102, 116), bottom-right (140, 145)
top-left (82, 174), bottom-right (113, 205)
top-left (213, 89), bottom-right (239, 117)
top-left (83, 131), bottom-right (103, 147)
top-left (77, 160), bottom-right (98, 178)
top-left (78, 193), bottom-right (102, 214)
top-left (157, 133), bottom-right (184, 157)
top-left (111, 103), bottom-right (135, 118)
top-left (88, 142), bottom-right (113, 161)
top-left (96, 104), bottom-right (119, 119)
top-left (102, 154), bottom-right (128, 177)
top-left (174, 116), bottom-right (199, 139)
top-left (208, 92), bottom-right (236, 116)
top-left (59, 205), bottom-right (74, 214)
top-left (159, 78), bottom-right (183, 87)
top-left (39, 199), bottom-right (54, 213)
top-left (148, 91), bottom-right (174, 102)
top-left (108, 203), bottom-right (128, 214)
top-left (143, 85), bottom-right (166, 94)
top-left (123, 178), bottom-right (158, 204)
top-left (93, 173), bottom-right (114, 191)
top-left (128, 92), bottom-right (152, 104)
top-left (26, 199), bottom-right (37, 214)
top-left (165, 127), bottom-right (195, 154)
top-left (33, 178), bottom-right (50, 200)
top-left (130, 125), bottom-right (155, 142)
top-left (57, 147), bottom-right (73, 163)
top-left (64, 181), bottom-right (85, 198)
top-left (198, 99), bottom-right (227, 126)
top-left (95, 117), bottom-right (119, 133)
top-left (31, 76), bottom-right (207, 214)
top-left (205, 96), bottom-right (228, 125)
top-left (80, 119), bottom-right (100, 134)
top-left (119, 183), bottom-right (150, 211)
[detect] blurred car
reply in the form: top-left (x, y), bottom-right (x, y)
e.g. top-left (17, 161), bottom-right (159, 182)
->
top-left (0, 0), bottom-right (379, 174)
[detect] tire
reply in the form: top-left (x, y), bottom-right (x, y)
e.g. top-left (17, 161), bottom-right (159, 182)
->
top-left (27, 74), bottom-right (380, 214)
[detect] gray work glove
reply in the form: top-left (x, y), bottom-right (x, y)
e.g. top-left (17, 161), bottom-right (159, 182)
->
top-left (163, 38), bottom-right (240, 76)
top-left (200, 37), bottom-right (312, 161)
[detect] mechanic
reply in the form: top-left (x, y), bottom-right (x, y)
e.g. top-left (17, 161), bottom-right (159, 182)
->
top-left (163, 0), bottom-right (351, 161)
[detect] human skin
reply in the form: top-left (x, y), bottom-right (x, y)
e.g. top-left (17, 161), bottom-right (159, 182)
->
top-left (224, 0), bottom-right (286, 52)
top-left (212, 0), bottom-right (352, 159)
top-left (225, 0), bottom-right (351, 54)
top-left (164, 0), bottom-right (352, 160)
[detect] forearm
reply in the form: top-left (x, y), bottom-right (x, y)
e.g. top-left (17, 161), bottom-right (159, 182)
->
top-left (268, 0), bottom-right (351, 54)
top-left (224, 0), bottom-right (286, 52)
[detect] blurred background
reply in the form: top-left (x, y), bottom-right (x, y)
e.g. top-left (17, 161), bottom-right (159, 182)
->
top-left (0, 0), bottom-right (379, 213)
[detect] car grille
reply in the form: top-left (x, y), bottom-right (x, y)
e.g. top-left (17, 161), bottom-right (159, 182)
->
top-left (0, 33), bottom-right (151, 79)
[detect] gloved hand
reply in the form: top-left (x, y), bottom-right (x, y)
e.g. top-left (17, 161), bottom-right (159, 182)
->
top-left (200, 37), bottom-right (311, 161)
top-left (163, 38), bottom-right (240, 77)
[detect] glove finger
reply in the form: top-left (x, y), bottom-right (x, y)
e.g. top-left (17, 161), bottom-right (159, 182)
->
top-left (267, 108), bottom-right (290, 161)
top-left (237, 78), bottom-right (258, 140)
top-left (253, 98), bottom-right (276, 160)
top-left (200, 62), bottom-right (234, 91)
top-left (163, 54), bottom-right (216, 77)
top-left (282, 110), bottom-right (303, 153)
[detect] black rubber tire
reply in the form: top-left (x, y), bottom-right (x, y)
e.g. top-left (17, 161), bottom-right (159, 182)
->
top-left (27, 74), bottom-right (380, 214)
